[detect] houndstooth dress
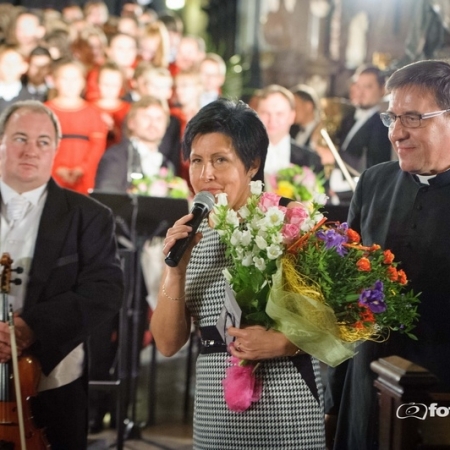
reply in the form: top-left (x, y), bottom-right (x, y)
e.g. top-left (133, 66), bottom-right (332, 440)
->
top-left (185, 221), bottom-right (326, 450)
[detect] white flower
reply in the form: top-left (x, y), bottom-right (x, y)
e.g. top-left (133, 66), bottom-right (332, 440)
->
top-left (313, 192), bottom-right (328, 206)
top-left (238, 205), bottom-right (250, 219)
top-left (250, 180), bottom-right (263, 195)
top-left (267, 244), bottom-right (283, 260)
top-left (242, 253), bottom-right (253, 266)
top-left (255, 235), bottom-right (268, 250)
top-left (230, 229), bottom-right (243, 246)
top-left (262, 207), bottom-right (284, 227)
top-left (223, 268), bottom-right (232, 282)
top-left (226, 209), bottom-right (239, 226)
top-left (216, 192), bottom-right (228, 206)
top-left (253, 256), bottom-right (266, 271)
top-left (301, 218), bottom-right (316, 232)
top-left (241, 229), bottom-right (252, 247)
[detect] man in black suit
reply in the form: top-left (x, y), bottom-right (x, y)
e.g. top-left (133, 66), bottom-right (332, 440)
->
top-left (337, 64), bottom-right (392, 174)
top-left (95, 95), bottom-right (177, 192)
top-left (0, 100), bottom-right (123, 450)
top-left (255, 84), bottom-right (323, 176)
top-left (325, 60), bottom-right (450, 450)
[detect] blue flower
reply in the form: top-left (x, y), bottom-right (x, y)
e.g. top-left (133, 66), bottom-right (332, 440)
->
top-left (316, 228), bottom-right (348, 256)
top-left (359, 280), bottom-right (386, 313)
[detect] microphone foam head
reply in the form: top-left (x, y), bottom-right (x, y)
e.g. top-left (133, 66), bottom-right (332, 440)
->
top-left (194, 191), bottom-right (216, 211)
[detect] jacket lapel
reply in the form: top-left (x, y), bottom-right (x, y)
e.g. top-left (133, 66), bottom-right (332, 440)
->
top-left (25, 179), bottom-right (73, 308)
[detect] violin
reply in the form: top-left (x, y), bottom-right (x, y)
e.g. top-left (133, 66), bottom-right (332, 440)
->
top-left (0, 252), bottom-right (50, 449)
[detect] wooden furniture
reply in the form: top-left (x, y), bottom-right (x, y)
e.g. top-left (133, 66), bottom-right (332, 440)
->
top-left (371, 356), bottom-right (450, 450)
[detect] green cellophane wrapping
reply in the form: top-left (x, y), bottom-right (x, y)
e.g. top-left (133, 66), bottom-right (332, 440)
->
top-left (265, 256), bottom-right (357, 367)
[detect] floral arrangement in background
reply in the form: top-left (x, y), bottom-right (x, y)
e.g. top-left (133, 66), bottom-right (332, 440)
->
top-left (266, 164), bottom-right (325, 202)
top-left (129, 167), bottom-right (190, 199)
top-left (211, 181), bottom-right (420, 412)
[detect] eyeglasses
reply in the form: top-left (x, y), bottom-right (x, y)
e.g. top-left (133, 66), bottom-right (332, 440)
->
top-left (380, 109), bottom-right (450, 128)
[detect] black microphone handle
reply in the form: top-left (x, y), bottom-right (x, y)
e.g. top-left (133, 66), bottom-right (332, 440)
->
top-left (164, 203), bottom-right (210, 267)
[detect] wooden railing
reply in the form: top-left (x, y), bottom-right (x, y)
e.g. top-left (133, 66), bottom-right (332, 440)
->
top-left (371, 356), bottom-right (450, 450)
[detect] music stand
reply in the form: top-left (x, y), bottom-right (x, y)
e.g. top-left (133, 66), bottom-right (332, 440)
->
top-left (90, 191), bottom-right (189, 447)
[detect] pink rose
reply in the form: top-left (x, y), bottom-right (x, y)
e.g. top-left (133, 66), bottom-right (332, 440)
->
top-left (282, 223), bottom-right (300, 244)
top-left (285, 206), bottom-right (308, 226)
top-left (149, 180), bottom-right (169, 197)
top-left (258, 192), bottom-right (281, 212)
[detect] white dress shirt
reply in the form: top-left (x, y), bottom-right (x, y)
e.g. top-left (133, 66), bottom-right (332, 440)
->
top-left (264, 135), bottom-right (292, 175)
top-left (133, 138), bottom-right (164, 177)
top-left (0, 181), bottom-right (84, 392)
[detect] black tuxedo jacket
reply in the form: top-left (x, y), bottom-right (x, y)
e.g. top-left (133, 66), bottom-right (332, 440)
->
top-left (338, 111), bottom-right (391, 173)
top-left (290, 140), bottom-right (323, 175)
top-left (17, 179), bottom-right (123, 375)
top-left (95, 138), bottom-right (173, 193)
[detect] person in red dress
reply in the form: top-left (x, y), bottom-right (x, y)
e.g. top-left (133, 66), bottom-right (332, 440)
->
top-left (46, 59), bottom-right (107, 194)
top-left (90, 62), bottom-right (131, 148)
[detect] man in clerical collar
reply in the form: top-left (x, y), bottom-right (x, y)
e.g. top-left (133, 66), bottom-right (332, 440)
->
top-left (0, 100), bottom-right (123, 449)
top-left (325, 59), bottom-right (450, 450)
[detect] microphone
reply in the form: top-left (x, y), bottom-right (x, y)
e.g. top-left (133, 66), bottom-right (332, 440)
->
top-left (165, 191), bottom-right (215, 267)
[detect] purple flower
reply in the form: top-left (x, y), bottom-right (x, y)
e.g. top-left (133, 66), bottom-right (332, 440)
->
top-left (359, 280), bottom-right (386, 313)
top-left (316, 228), bottom-right (348, 256)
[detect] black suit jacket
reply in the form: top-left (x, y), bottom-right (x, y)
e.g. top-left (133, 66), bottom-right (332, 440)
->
top-left (17, 179), bottom-right (123, 375)
top-left (338, 112), bottom-right (391, 173)
top-left (95, 138), bottom-right (173, 193)
top-left (290, 140), bottom-right (323, 175)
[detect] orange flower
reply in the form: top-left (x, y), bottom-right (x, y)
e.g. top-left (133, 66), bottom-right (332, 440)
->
top-left (387, 266), bottom-right (398, 281)
top-left (356, 257), bottom-right (371, 271)
top-left (398, 269), bottom-right (407, 285)
top-left (370, 244), bottom-right (381, 252)
top-left (346, 229), bottom-right (361, 244)
top-left (360, 306), bottom-right (375, 323)
top-left (383, 250), bottom-right (395, 264)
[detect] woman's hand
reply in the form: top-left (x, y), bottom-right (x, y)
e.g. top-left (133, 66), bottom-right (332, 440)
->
top-left (162, 213), bottom-right (202, 273)
top-left (227, 325), bottom-right (301, 361)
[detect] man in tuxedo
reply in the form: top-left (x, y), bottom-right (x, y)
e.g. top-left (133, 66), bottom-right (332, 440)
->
top-left (289, 83), bottom-right (321, 148)
top-left (325, 60), bottom-right (450, 450)
top-left (95, 95), bottom-right (177, 192)
top-left (337, 64), bottom-right (392, 174)
top-left (255, 84), bottom-right (323, 176)
top-left (0, 100), bottom-right (123, 450)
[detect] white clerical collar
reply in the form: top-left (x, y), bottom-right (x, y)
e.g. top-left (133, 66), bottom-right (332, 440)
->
top-left (1, 180), bottom-right (48, 206)
top-left (416, 174), bottom-right (437, 185)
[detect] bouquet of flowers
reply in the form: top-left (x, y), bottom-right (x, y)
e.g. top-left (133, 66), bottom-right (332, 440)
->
top-left (211, 181), bottom-right (420, 411)
top-left (130, 167), bottom-right (190, 199)
top-left (266, 164), bottom-right (325, 202)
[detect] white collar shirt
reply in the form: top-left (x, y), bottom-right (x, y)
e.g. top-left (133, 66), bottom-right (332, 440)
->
top-left (264, 135), bottom-right (292, 176)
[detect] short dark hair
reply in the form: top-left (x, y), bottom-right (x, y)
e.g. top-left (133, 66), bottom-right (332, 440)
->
top-left (182, 98), bottom-right (268, 182)
top-left (353, 64), bottom-right (385, 88)
top-left (290, 84), bottom-right (319, 111)
top-left (386, 59), bottom-right (450, 110)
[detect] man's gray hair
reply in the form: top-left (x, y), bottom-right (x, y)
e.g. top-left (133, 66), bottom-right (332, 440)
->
top-left (0, 100), bottom-right (62, 146)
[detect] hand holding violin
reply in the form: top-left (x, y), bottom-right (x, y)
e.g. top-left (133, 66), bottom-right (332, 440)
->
top-left (0, 316), bottom-right (35, 363)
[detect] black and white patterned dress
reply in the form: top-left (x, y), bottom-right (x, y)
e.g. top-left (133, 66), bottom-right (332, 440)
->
top-left (186, 221), bottom-right (326, 450)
